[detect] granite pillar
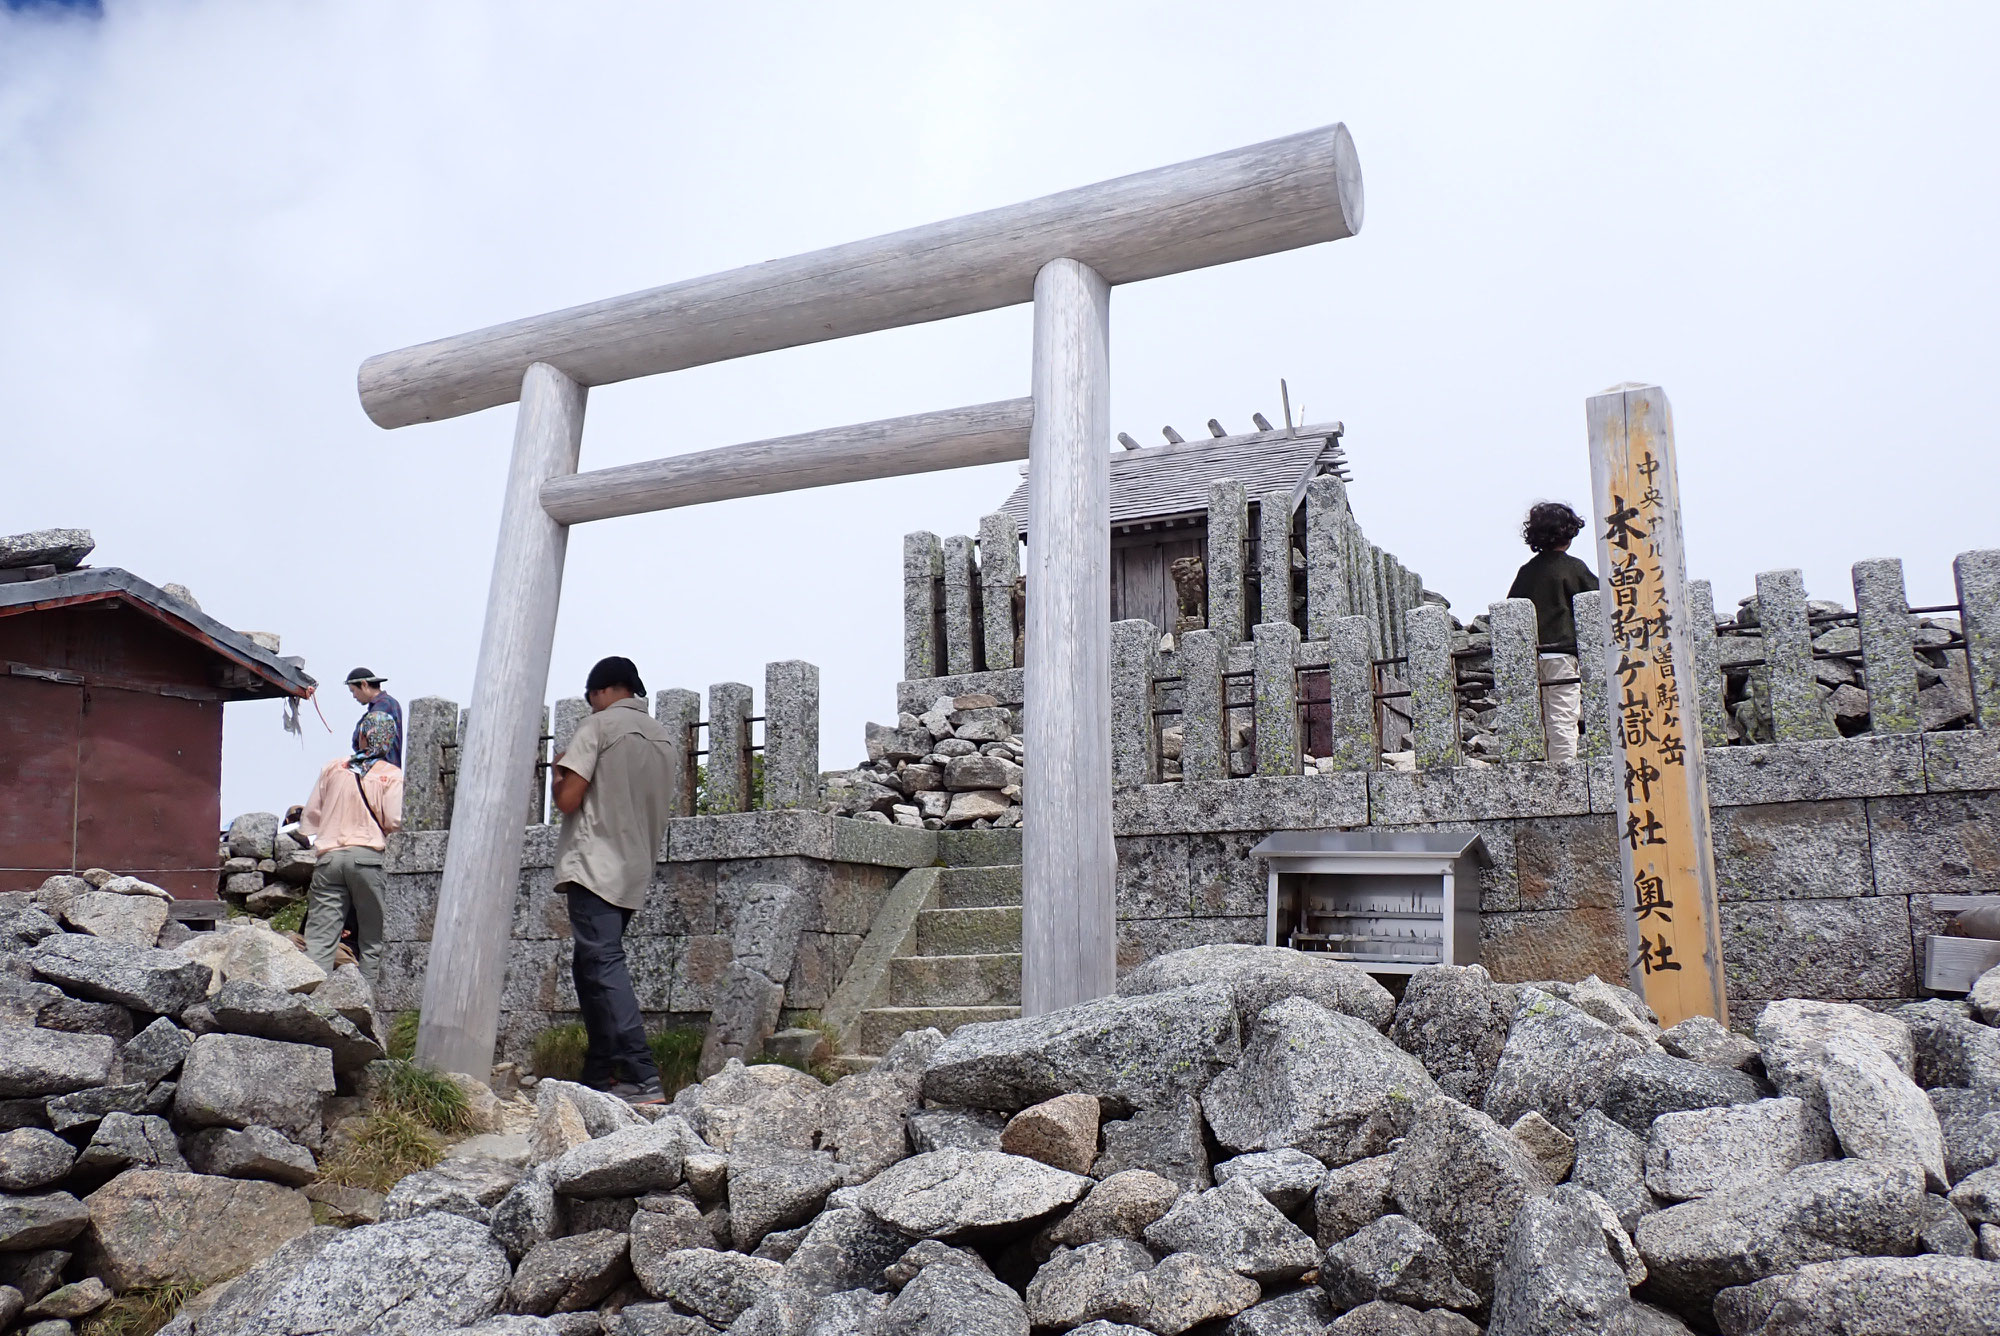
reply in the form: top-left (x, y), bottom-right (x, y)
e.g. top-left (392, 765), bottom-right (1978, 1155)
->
top-left (1852, 558), bottom-right (1919, 735)
top-left (402, 695), bottom-right (459, 832)
top-left (1954, 549), bottom-right (2000, 730)
top-left (903, 531), bottom-right (943, 680)
top-left (1323, 615), bottom-right (1378, 771)
top-left (1573, 591), bottom-right (1611, 760)
top-left (1257, 491), bottom-right (1295, 630)
top-left (942, 535), bottom-right (979, 677)
top-left (1207, 479), bottom-right (1249, 646)
top-left (978, 512), bottom-right (1020, 672)
top-left (1252, 620), bottom-right (1302, 776)
top-left (763, 660), bottom-right (821, 809)
top-left (1304, 475), bottom-right (1352, 638)
top-left (1178, 628), bottom-right (1229, 782)
top-left (707, 682), bottom-right (755, 814)
top-left (1756, 568), bottom-right (1837, 742)
top-left (1685, 579), bottom-right (1730, 750)
top-left (1406, 601), bottom-right (1460, 770)
top-left (1488, 597), bottom-right (1546, 761)
top-left (654, 687), bottom-right (701, 817)
top-left (1110, 619), bottom-right (1161, 789)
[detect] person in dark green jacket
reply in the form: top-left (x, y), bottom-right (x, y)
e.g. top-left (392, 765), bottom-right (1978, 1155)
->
top-left (1507, 502), bottom-right (1598, 762)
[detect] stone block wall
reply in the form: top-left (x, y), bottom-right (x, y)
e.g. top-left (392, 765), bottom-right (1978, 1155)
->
top-left (377, 811), bottom-right (932, 1065)
top-left (1107, 731), bottom-right (2000, 1029)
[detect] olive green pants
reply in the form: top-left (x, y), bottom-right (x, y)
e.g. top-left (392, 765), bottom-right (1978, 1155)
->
top-left (304, 846), bottom-right (386, 983)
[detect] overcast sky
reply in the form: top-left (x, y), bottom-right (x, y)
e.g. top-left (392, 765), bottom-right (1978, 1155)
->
top-left (3, 2), bottom-right (1996, 821)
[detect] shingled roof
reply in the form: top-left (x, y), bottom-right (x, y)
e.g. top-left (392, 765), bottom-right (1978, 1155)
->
top-left (999, 422), bottom-right (1347, 534)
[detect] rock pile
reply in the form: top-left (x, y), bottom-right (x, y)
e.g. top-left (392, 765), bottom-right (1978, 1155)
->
top-left (112, 946), bottom-right (2000, 1336)
top-left (1, 871), bottom-right (396, 1333)
top-left (213, 813), bottom-right (318, 916)
top-left (826, 695), bottom-right (1024, 831)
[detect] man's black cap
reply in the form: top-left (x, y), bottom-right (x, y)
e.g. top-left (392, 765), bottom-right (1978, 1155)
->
top-left (345, 667), bottom-right (387, 685)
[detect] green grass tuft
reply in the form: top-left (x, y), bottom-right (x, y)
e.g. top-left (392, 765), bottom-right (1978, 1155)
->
top-left (530, 1022), bottom-right (590, 1082)
top-left (649, 1026), bottom-right (704, 1096)
top-left (266, 899), bottom-right (307, 934)
top-left (317, 1107), bottom-right (443, 1193)
top-left (374, 1059), bottom-right (474, 1134)
top-left (81, 1282), bottom-right (204, 1336)
top-left (386, 1011), bottom-right (419, 1061)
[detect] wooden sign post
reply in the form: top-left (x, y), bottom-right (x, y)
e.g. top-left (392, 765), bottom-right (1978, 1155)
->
top-left (1585, 383), bottom-right (1728, 1027)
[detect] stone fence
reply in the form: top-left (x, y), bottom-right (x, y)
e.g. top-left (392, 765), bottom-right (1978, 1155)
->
top-left (400, 660), bottom-right (823, 832)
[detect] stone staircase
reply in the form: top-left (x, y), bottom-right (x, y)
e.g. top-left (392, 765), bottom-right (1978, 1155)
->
top-left (834, 862), bottom-right (1025, 1063)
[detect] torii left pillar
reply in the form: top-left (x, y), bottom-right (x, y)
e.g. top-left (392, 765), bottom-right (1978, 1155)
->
top-left (417, 362), bottom-right (585, 1078)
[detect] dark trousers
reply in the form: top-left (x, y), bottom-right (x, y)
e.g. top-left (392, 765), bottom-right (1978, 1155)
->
top-left (563, 883), bottom-right (659, 1086)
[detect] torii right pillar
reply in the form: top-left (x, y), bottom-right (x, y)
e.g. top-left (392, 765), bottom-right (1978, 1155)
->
top-left (1586, 382), bottom-right (1728, 1027)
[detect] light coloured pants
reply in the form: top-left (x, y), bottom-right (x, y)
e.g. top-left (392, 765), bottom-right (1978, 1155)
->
top-left (305, 846), bottom-right (386, 983)
top-left (1540, 653), bottom-right (1583, 764)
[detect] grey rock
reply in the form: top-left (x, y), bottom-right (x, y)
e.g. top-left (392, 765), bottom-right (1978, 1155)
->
top-left (1487, 1185), bottom-right (1649, 1336)
top-left (1952, 1165), bottom-right (2000, 1224)
top-left (0, 1025), bottom-right (116, 1098)
top-left (45, 1082), bottom-right (147, 1133)
top-left (312, 964), bottom-right (377, 1035)
top-left (0, 529), bottom-right (93, 570)
top-left (1572, 1110), bottom-right (1662, 1234)
top-left (1918, 1192), bottom-right (1978, 1257)
top-left (226, 812), bottom-right (280, 861)
top-left (629, 1247), bottom-right (781, 1326)
top-left (1094, 1094), bottom-right (1212, 1191)
top-left (560, 1193), bottom-right (636, 1235)
top-left (76, 1111), bottom-right (187, 1173)
top-left (602, 1304), bottom-right (717, 1335)
top-left (1818, 1030), bottom-right (1950, 1190)
top-left (1930, 1087), bottom-right (2000, 1184)
top-left (1644, 1097), bottom-right (1834, 1202)
top-left (35, 994), bottom-right (134, 1044)
top-left (781, 1207), bottom-right (911, 1296)
top-left (1049, 1169), bottom-right (1183, 1247)
top-left (116, 1017), bottom-right (192, 1088)
top-left (538, 1078), bottom-right (647, 1140)
top-left (670, 1063), bottom-right (824, 1153)
top-left (1222, 1287), bottom-right (1336, 1335)
top-left (921, 984), bottom-right (1240, 1114)
top-left (549, 1123), bottom-right (685, 1198)
top-left (1754, 998), bottom-right (1915, 1119)
top-left (380, 1157), bottom-right (523, 1225)
top-left (203, 1211), bottom-right (510, 1334)
top-left (182, 1125), bottom-right (318, 1186)
top-left (23, 1318), bottom-right (76, 1336)
top-left (907, 1106), bottom-right (1004, 1155)
top-left (300, 1182), bottom-right (381, 1228)
top-left (1326, 1302), bottom-right (1485, 1336)
top-left (506, 1230), bottom-right (631, 1315)
top-left (1596, 1053), bottom-right (1766, 1136)
top-left (490, 1165), bottom-right (564, 1261)
top-left (1559, 976), bottom-right (1661, 1043)
top-left (1508, 1110), bottom-right (1577, 1182)
top-left (877, 1261), bottom-right (1028, 1335)
top-left (1143, 1178), bottom-right (1320, 1281)
top-left (29, 933), bottom-right (212, 1016)
top-left (1483, 989), bottom-right (1649, 1135)
top-left (0, 1128), bottom-right (76, 1191)
top-left (1711, 1254), bottom-right (2000, 1336)
top-left (0, 1284), bottom-right (18, 1330)
top-left (0, 904), bottom-right (61, 953)
top-left (1024, 1238), bottom-right (1154, 1328)
top-left (0, 1248), bottom-right (71, 1304)
top-left (208, 979), bottom-right (384, 1075)
top-left (1391, 1096), bottom-right (1555, 1296)
top-left (856, 1148), bottom-right (1090, 1240)
top-left (85, 1167), bottom-right (316, 1292)
top-left (28, 876), bottom-right (89, 923)
top-left (175, 1033), bottom-right (334, 1143)
top-left (1895, 999), bottom-right (2000, 1093)
top-left (1388, 964), bottom-right (1516, 1106)
top-left (1111, 1252), bottom-right (1262, 1335)
top-left (1633, 1159), bottom-right (1926, 1318)
top-left (633, 1193), bottom-right (716, 1250)
top-left (1070, 1323), bottom-right (1155, 1336)
top-left (882, 1237), bottom-right (994, 1290)
top-left (1213, 1148), bottom-right (1326, 1212)
top-left (453, 1320), bottom-right (564, 1336)
top-left (1207, 997), bottom-right (1440, 1166)
top-left (1000, 1092), bottom-right (1099, 1174)
top-left (1658, 1015), bottom-right (1763, 1074)
top-left (1120, 944), bottom-right (1397, 1033)
top-left (820, 1070), bottom-right (915, 1182)
top-left (23, 1275), bottom-right (111, 1320)
top-left (728, 1145), bottom-right (841, 1250)
top-left (62, 888), bottom-right (169, 947)
top-left (1314, 1153), bottom-right (1397, 1248)
top-left (0, 1193), bottom-right (89, 1250)
top-left (1323, 1214), bottom-right (1479, 1314)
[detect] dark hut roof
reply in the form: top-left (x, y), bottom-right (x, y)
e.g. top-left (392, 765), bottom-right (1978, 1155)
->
top-left (1000, 422), bottom-right (1346, 534)
top-left (0, 567), bottom-right (316, 700)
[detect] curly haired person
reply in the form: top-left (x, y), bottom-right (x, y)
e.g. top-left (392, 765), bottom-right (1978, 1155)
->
top-left (1507, 502), bottom-right (1598, 764)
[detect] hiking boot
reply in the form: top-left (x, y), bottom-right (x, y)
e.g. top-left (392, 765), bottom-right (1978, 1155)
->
top-left (612, 1076), bottom-right (666, 1106)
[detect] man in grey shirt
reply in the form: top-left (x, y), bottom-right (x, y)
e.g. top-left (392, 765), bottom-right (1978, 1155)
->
top-left (552, 656), bottom-right (680, 1104)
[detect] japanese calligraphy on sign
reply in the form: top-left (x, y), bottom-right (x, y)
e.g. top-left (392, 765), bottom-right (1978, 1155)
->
top-left (1586, 384), bottom-right (1728, 1027)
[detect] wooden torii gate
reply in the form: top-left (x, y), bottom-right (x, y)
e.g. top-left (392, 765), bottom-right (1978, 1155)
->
top-left (360, 125), bottom-right (1365, 1078)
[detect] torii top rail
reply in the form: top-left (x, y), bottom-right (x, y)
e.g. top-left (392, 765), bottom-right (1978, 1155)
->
top-left (365, 124), bottom-right (1364, 1079)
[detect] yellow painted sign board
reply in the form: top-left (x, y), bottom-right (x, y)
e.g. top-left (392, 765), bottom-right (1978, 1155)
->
top-left (1586, 384), bottom-right (1728, 1027)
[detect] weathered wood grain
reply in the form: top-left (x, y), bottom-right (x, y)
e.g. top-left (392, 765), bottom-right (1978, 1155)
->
top-left (1021, 258), bottom-right (1115, 1017)
top-left (360, 125), bottom-right (1362, 427)
top-left (416, 362), bottom-right (585, 1079)
top-left (540, 399), bottom-right (1034, 524)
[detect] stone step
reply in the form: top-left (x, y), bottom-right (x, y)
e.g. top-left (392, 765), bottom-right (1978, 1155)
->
top-left (854, 1005), bottom-right (1018, 1055)
top-left (915, 905), bottom-right (1022, 956)
top-left (937, 864), bottom-right (1022, 909)
top-left (891, 952), bottom-right (1023, 1007)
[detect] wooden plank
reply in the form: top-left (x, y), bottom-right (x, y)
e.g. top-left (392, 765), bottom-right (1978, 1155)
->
top-left (1586, 382), bottom-right (1727, 1028)
top-left (1021, 257), bottom-right (1115, 1017)
top-left (360, 126), bottom-right (1362, 428)
top-left (540, 399), bottom-right (1034, 524)
top-left (416, 362), bottom-right (586, 1080)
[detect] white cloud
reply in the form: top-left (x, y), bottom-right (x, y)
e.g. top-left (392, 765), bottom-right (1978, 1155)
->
top-left (2, 1), bottom-right (1996, 820)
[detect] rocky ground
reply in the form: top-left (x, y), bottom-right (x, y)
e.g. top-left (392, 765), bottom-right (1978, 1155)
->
top-left (6, 876), bottom-right (2000, 1336)
top-left (825, 695), bottom-right (1024, 832)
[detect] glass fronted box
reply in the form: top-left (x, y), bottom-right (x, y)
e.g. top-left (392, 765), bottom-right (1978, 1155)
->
top-left (1249, 830), bottom-right (1488, 975)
